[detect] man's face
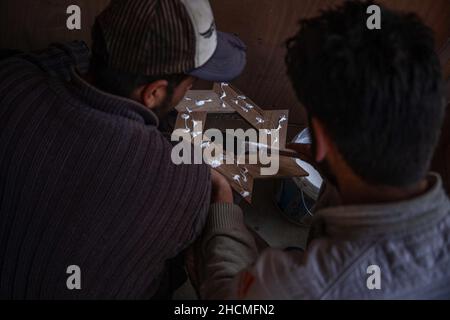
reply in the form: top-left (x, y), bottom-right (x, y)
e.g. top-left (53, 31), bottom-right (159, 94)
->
top-left (153, 76), bottom-right (196, 119)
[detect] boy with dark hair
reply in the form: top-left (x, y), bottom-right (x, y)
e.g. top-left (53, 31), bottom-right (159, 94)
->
top-left (200, 1), bottom-right (450, 299)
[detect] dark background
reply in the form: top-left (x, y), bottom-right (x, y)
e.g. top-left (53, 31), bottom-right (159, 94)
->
top-left (0, 0), bottom-right (449, 192)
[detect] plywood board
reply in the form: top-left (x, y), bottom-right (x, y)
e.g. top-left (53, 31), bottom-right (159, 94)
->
top-left (215, 156), bottom-right (307, 203)
top-left (213, 83), bottom-right (266, 129)
top-left (173, 111), bottom-right (208, 138)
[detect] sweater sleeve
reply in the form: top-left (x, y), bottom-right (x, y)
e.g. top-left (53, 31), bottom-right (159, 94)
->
top-left (18, 41), bottom-right (91, 81)
top-left (199, 203), bottom-right (258, 299)
top-left (198, 203), bottom-right (322, 300)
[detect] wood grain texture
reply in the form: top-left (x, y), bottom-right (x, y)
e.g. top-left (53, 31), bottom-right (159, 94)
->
top-left (173, 86), bottom-right (307, 203)
top-left (440, 40), bottom-right (450, 82)
top-left (174, 111), bottom-right (208, 138)
top-left (215, 164), bottom-right (255, 202)
top-left (0, 0), bottom-right (110, 50)
top-left (1, 0), bottom-right (448, 125)
top-left (210, 0), bottom-right (450, 127)
top-left (1, 0), bottom-right (448, 195)
top-left (432, 103), bottom-right (450, 195)
top-left (213, 83), bottom-right (266, 127)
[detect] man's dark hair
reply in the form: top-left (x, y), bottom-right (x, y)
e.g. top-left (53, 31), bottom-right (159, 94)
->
top-left (286, 0), bottom-right (445, 187)
top-left (90, 21), bottom-right (187, 98)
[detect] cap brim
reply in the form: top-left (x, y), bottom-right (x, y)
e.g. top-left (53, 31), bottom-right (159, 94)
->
top-left (188, 31), bottom-right (247, 82)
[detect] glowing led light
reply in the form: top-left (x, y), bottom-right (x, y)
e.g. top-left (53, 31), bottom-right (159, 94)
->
top-left (210, 159), bottom-right (222, 168)
top-left (195, 99), bottom-right (213, 106)
top-left (240, 191), bottom-right (250, 198)
top-left (181, 114), bottom-right (190, 132)
top-left (200, 141), bottom-right (211, 149)
top-left (232, 167), bottom-right (250, 197)
top-left (219, 83), bottom-right (229, 108)
top-left (240, 167), bottom-right (249, 182)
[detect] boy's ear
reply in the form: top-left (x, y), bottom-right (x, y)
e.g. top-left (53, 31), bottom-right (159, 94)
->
top-left (140, 80), bottom-right (169, 109)
top-left (311, 117), bottom-right (329, 162)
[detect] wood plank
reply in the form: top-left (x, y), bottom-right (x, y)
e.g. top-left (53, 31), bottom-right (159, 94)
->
top-left (0, 0), bottom-right (110, 50)
top-left (259, 109), bottom-right (289, 149)
top-left (232, 155), bottom-right (308, 179)
top-left (215, 156), bottom-right (308, 203)
top-left (173, 111), bottom-right (208, 139)
top-left (439, 39), bottom-right (450, 81)
top-left (173, 103), bottom-right (307, 203)
top-left (213, 83), bottom-right (266, 129)
top-left (210, 0), bottom-right (450, 127)
top-left (175, 90), bottom-right (235, 114)
top-left (215, 164), bottom-right (255, 203)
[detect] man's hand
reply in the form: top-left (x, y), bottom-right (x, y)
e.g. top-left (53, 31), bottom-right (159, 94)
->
top-left (211, 169), bottom-right (233, 204)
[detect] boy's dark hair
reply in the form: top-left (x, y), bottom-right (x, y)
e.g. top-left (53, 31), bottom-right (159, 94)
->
top-left (286, 0), bottom-right (445, 187)
top-left (90, 21), bottom-right (187, 98)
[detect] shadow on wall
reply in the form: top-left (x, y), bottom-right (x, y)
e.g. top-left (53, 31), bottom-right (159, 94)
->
top-left (0, 0), bottom-right (110, 50)
top-left (0, 0), bottom-right (449, 193)
top-left (209, 0), bottom-right (450, 126)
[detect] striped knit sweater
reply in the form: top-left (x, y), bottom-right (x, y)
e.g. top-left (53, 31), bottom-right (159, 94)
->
top-left (0, 41), bottom-right (211, 299)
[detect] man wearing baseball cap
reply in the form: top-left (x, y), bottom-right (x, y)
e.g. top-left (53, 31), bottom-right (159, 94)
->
top-left (0, 0), bottom-right (246, 299)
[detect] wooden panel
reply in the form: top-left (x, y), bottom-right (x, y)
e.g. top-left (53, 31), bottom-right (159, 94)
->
top-left (0, 0), bottom-right (110, 50)
top-left (215, 164), bottom-right (255, 202)
top-left (256, 110), bottom-right (290, 151)
top-left (174, 111), bottom-right (208, 138)
top-left (213, 83), bottom-right (266, 128)
top-left (175, 90), bottom-right (235, 114)
top-left (210, 0), bottom-right (450, 127)
top-left (432, 103), bottom-right (450, 195)
top-left (173, 86), bottom-right (307, 203)
top-left (1, 1), bottom-right (448, 127)
top-left (245, 156), bottom-right (308, 180)
top-left (1, 0), bottom-right (448, 193)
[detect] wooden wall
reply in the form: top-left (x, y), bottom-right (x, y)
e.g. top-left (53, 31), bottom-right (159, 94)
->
top-left (0, 0), bottom-right (110, 51)
top-left (1, 0), bottom-right (449, 191)
top-left (434, 41), bottom-right (450, 194)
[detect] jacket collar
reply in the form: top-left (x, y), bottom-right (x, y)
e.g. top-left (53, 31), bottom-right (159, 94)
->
top-left (69, 68), bottom-right (159, 127)
top-left (314, 173), bottom-right (450, 239)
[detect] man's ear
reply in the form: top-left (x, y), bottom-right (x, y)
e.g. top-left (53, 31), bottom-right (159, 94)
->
top-left (140, 80), bottom-right (169, 109)
top-left (311, 117), bottom-right (329, 162)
